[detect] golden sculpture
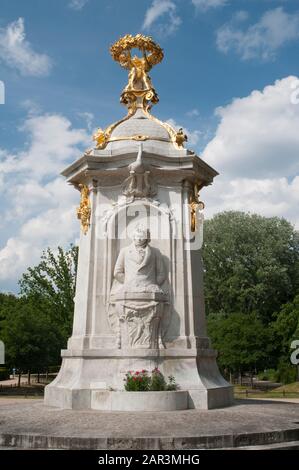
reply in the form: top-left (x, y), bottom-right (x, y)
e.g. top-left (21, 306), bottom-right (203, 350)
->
top-left (77, 184), bottom-right (91, 235)
top-left (92, 34), bottom-right (188, 150)
top-left (175, 128), bottom-right (188, 147)
top-left (189, 184), bottom-right (205, 232)
top-left (110, 34), bottom-right (163, 112)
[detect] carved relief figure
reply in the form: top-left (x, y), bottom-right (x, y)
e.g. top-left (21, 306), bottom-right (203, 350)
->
top-left (114, 226), bottom-right (166, 294)
top-left (109, 226), bottom-right (169, 349)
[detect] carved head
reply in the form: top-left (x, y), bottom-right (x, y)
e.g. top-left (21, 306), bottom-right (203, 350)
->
top-left (132, 225), bottom-right (150, 248)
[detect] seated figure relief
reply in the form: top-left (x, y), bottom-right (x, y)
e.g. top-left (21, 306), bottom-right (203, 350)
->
top-left (108, 226), bottom-right (169, 349)
top-left (113, 226), bottom-right (166, 295)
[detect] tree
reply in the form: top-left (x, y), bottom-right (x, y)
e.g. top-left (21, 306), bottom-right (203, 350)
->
top-left (207, 312), bottom-right (273, 378)
top-left (0, 293), bottom-right (19, 321)
top-left (1, 296), bottom-right (61, 385)
top-left (203, 212), bottom-right (299, 322)
top-left (19, 245), bottom-right (78, 340)
top-left (271, 294), bottom-right (299, 382)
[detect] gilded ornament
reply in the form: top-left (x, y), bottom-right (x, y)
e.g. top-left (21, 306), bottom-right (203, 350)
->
top-left (91, 34), bottom-right (187, 151)
top-left (189, 184), bottom-right (205, 232)
top-left (77, 184), bottom-right (91, 235)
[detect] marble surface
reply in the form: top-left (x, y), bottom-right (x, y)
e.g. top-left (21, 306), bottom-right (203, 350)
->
top-left (45, 111), bottom-right (231, 410)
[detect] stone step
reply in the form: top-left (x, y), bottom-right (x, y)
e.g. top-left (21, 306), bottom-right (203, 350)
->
top-left (216, 440), bottom-right (299, 450)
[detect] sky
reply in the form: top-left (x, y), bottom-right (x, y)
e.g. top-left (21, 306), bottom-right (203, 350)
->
top-left (0, 0), bottom-right (299, 292)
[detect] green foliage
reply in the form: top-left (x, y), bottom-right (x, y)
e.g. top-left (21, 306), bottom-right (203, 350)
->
top-left (258, 365), bottom-right (297, 384)
top-left (1, 296), bottom-right (62, 373)
top-left (124, 369), bottom-right (177, 391)
top-left (203, 212), bottom-right (299, 322)
top-left (0, 246), bottom-right (78, 377)
top-left (271, 294), bottom-right (299, 363)
top-left (124, 370), bottom-right (151, 391)
top-left (165, 375), bottom-right (177, 391)
top-left (0, 367), bottom-right (10, 380)
top-left (258, 369), bottom-right (278, 381)
top-left (275, 361), bottom-right (297, 384)
top-left (150, 368), bottom-right (167, 391)
top-left (207, 312), bottom-right (273, 374)
top-left (19, 245), bottom-right (78, 340)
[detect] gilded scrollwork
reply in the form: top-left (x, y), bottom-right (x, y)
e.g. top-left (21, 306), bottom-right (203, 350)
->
top-left (189, 183), bottom-right (205, 232)
top-left (77, 184), bottom-right (91, 235)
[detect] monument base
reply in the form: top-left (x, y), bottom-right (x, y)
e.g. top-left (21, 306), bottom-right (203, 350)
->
top-left (44, 347), bottom-right (233, 410)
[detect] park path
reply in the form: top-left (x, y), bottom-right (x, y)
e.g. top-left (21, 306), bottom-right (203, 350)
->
top-left (246, 397), bottom-right (299, 404)
top-left (0, 376), bottom-right (27, 386)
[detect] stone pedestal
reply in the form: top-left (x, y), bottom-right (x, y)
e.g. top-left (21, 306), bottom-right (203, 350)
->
top-left (45, 34), bottom-right (233, 410)
top-left (44, 140), bottom-right (233, 410)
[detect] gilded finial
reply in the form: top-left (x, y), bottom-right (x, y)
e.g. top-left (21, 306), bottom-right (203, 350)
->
top-left (92, 35), bottom-right (187, 151)
top-left (110, 34), bottom-right (163, 113)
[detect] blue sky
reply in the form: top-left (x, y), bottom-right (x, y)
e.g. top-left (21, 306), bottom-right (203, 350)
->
top-left (1, 0), bottom-right (299, 292)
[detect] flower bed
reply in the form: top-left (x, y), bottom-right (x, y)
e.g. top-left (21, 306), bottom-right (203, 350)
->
top-left (124, 368), bottom-right (177, 392)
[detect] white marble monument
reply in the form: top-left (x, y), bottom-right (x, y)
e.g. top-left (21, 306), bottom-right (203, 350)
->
top-left (45, 34), bottom-right (233, 410)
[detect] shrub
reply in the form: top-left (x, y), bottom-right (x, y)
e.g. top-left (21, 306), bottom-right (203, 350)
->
top-left (150, 368), bottom-right (167, 391)
top-left (124, 368), bottom-right (177, 392)
top-left (124, 370), bottom-right (151, 391)
top-left (258, 369), bottom-right (278, 382)
top-left (276, 362), bottom-right (297, 384)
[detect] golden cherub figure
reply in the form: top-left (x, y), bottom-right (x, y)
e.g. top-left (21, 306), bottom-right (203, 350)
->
top-left (119, 50), bottom-right (154, 92)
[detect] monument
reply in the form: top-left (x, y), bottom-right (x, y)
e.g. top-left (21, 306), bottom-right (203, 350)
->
top-left (45, 34), bottom-right (233, 410)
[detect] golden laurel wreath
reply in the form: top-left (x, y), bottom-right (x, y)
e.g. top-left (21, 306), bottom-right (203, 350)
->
top-left (110, 34), bottom-right (164, 68)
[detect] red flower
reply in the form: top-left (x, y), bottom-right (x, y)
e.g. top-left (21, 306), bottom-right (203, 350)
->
top-left (135, 371), bottom-right (140, 376)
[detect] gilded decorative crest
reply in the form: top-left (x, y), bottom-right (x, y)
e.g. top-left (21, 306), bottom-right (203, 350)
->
top-left (110, 34), bottom-right (163, 113)
top-left (77, 184), bottom-right (91, 235)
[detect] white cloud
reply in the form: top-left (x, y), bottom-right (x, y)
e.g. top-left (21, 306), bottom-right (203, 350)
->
top-left (1, 114), bottom-right (89, 180)
top-left (142, 0), bottom-right (181, 36)
top-left (0, 18), bottom-right (52, 76)
top-left (217, 7), bottom-right (299, 61)
top-left (78, 112), bottom-right (94, 132)
top-left (202, 76), bottom-right (299, 228)
top-left (192, 0), bottom-right (228, 10)
top-left (203, 76), bottom-right (299, 178)
top-left (68, 0), bottom-right (89, 10)
top-left (186, 108), bottom-right (200, 117)
top-left (0, 185), bottom-right (78, 283)
top-left (0, 112), bottom-right (90, 285)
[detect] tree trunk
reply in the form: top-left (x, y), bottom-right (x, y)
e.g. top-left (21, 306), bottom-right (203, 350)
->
top-left (37, 372), bottom-right (40, 384)
top-left (27, 370), bottom-right (31, 385)
top-left (18, 372), bottom-right (21, 387)
top-left (239, 370), bottom-right (242, 386)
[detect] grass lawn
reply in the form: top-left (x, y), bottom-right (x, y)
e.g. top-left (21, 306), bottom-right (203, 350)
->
top-left (234, 382), bottom-right (299, 399)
